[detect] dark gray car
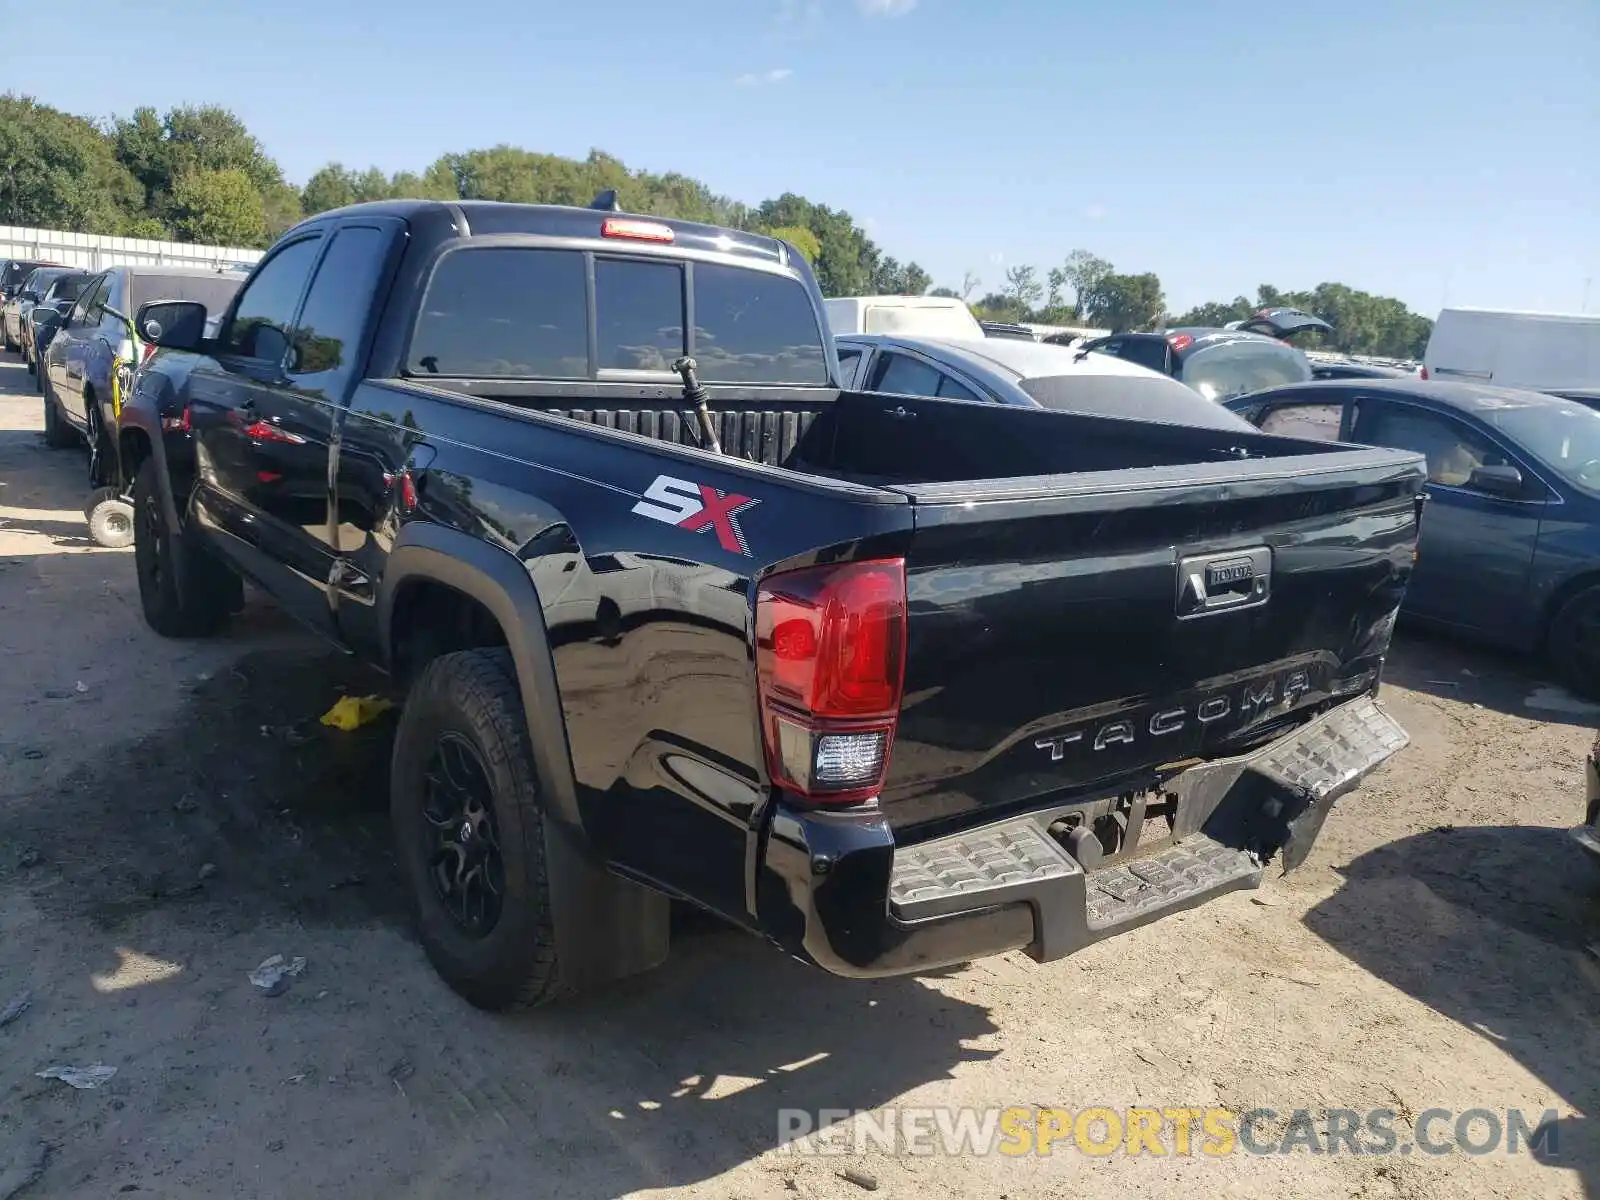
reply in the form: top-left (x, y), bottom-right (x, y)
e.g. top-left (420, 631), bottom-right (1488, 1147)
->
top-left (1227, 379), bottom-right (1600, 695)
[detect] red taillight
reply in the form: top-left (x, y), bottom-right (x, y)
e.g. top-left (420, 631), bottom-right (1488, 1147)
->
top-left (160, 405), bottom-right (192, 433)
top-left (140, 342), bottom-right (157, 365)
top-left (1167, 333), bottom-right (1193, 352)
top-left (1419, 365), bottom-right (1429, 380)
top-left (602, 216), bottom-right (674, 243)
top-left (755, 558), bottom-right (907, 805)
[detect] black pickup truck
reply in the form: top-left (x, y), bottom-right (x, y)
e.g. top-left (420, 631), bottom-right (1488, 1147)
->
top-left (118, 197), bottom-right (1422, 1010)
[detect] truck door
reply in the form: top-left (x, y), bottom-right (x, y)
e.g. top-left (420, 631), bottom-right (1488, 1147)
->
top-left (1350, 396), bottom-right (1543, 640)
top-left (188, 232), bottom-right (329, 629)
top-left (278, 220), bottom-right (403, 639)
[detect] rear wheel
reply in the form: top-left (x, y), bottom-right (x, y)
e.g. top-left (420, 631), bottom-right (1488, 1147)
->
top-left (391, 648), bottom-right (568, 1011)
top-left (1548, 585), bottom-right (1600, 700)
top-left (42, 384), bottom-right (75, 449)
top-left (85, 399), bottom-right (115, 487)
top-left (133, 456), bottom-right (239, 637)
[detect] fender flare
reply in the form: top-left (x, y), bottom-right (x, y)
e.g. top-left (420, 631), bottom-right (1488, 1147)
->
top-left (118, 397), bottom-right (204, 599)
top-left (379, 523), bottom-right (672, 989)
top-left (379, 523), bottom-right (584, 836)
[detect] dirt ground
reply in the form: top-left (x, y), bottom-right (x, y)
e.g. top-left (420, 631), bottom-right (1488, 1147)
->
top-left (0, 350), bottom-right (1596, 1200)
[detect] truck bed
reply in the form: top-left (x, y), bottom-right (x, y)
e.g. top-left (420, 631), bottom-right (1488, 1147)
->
top-left (451, 384), bottom-right (1358, 490)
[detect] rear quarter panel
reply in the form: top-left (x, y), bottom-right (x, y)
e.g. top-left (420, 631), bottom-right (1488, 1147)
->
top-left (344, 382), bottom-right (912, 919)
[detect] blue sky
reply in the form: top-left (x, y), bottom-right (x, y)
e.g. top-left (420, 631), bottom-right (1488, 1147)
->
top-left (7, 0), bottom-right (1597, 316)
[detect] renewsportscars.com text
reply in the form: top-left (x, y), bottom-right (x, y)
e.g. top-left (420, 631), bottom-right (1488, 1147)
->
top-left (777, 1105), bottom-right (1562, 1159)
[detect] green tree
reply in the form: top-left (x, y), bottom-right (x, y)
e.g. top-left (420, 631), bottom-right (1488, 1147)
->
top-left (1059, 250), bottom-right (1112, 314)
top-left (112, 104), bottom-right (291, 242)
top-left (1002, 265), bottom-right (1044, 315)
top-left (873, 257), bottom-right (930, 296)
top-left (0, 94), bottom-right (141, 232)
top-left (1174, 283), bottom-right (1433, 357)
top-left (121, 215), bottom-right (171, 239)
top-left (1171, 297), bottom-right (1255, 327)
top-left (301, 163), bottom-right (361, 213)
top-left (971, 292), bottom-right (1027, 323)
top-left (167, 168), bottom-right (268, 247)
top-left (1081, 270), bottom-right (1165, 332)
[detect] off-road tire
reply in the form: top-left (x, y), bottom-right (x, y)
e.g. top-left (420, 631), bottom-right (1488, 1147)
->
top-left (133, 456), bottom-right (239, 637)
top-left (1548, 585), bottom-right (1600, 701)
top-left (42, 385), bottom-right (75, 448)
top-left (391, 648), bottom-right (568, 1011)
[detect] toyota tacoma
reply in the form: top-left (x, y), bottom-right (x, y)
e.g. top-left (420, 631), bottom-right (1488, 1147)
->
top-left (117, 196), bottom-right (1421, 1009)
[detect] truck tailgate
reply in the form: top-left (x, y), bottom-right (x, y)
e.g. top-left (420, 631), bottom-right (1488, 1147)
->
top-left (880, 447), bottom-right (1424, 836)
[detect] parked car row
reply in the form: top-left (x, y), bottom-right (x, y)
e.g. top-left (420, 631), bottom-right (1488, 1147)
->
top-left (845, 306), bottom-right (1600, 701)
top-left (22, 263), bottom-right (248, 485)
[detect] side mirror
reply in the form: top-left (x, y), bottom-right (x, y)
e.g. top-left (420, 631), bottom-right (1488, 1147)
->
top-left (135, 300), bottom-right (209, 353)
top-left (1467, 463), bottom-right (1524, 498)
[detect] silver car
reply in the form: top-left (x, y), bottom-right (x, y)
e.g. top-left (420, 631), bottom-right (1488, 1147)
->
top-left (835, 333), bottom-right (1258, 430)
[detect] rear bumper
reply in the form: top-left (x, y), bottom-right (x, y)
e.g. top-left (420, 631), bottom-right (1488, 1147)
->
top-left (757, 695), bottom-right (1408, 979)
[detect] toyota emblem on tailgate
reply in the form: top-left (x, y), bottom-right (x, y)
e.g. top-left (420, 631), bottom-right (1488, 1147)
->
top-left (1177, 547), bottom-right (1272, 618)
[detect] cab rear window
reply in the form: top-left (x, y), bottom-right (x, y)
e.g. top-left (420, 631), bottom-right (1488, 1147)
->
top-left (409, 247), bottom-right (826, 384)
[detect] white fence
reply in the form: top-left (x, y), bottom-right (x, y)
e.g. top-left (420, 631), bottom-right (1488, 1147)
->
top-left (0, 225), bottom-right (262, 273)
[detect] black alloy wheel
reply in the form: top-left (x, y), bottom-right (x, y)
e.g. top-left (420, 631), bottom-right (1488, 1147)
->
top-left (420, 731), bottom-right (506, 937)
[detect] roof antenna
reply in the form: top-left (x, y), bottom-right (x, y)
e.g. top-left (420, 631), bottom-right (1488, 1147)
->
top-left (590, 189), bottom-right (622, 212)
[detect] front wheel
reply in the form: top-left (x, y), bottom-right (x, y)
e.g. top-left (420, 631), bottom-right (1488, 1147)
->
top-left (133, 456), bottom-right (240, 637)
top-left (391, 648), bottom-right (568, 1011)
top-left (1548, 585), bottom-right (1600, 700)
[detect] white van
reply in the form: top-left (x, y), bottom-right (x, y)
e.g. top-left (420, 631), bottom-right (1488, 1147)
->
top-left (1424, 308), bottom-right (1600, 399)
top-left (823, 295), bottom-right (984, 339)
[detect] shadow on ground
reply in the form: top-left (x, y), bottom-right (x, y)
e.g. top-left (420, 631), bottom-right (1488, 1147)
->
top-left (1305, 824), bottom-right (1600, 1196)
top-left (2, 644), bottom-right (998, 1197)
top-left (1385, 625), bottom-right (1600, 729)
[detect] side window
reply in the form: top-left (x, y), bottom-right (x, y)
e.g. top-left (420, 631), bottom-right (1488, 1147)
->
top-left (937, 374), bottom-right (982, 402)
top-left (1122, 338), bottom-right (1172, 375)
top-left (1260, 403), bottom-right (1343, 441)
top-left (835, 348), bottom-right (864, 389)
top-left (1363, 405), bottom-right (1505, 488)
top-left (73, 276), bottom-right (108, 327)
top-left (409, 248), bottom-right (588, 378)
top-left (1092, 338), bottom-right (1123, 358)
top-left (873, 352), bottom-right (943, 398)
top-left (595, 258), bottom-right (683, 371)
top-left (224, 236), bottom-right (323, 361)
top-left (289, 226), bottom-right (387, 377)
top-left (691, 262), bottom-right (827, 384)
top-left (98, 276), bottom-right (126, 332)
